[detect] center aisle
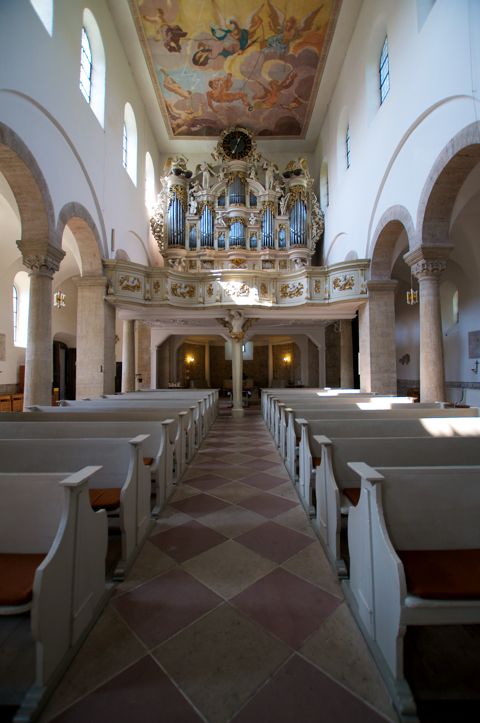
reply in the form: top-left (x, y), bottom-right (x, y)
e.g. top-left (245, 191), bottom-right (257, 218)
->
top-left (41, 403), bottom-right (397, 723)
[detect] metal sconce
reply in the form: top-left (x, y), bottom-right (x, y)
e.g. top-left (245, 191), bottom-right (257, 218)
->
top-left (53, 290), bottom-right (66, 308)
top-left (406, 272), bottom-right (418, 306)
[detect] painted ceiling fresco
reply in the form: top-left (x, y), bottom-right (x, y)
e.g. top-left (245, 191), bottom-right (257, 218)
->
top-left (131, 0), bottom-right (341, 138)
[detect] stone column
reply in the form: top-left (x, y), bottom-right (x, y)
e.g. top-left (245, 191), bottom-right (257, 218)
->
top-left (204, 342), bottom-right (211, 387)
top-left (75, 276), bottom-right (115, 398)
top-left (231, 339), bottom-right (243, 411)
top-left (340, 319), bottom-right (354, 389)
top-left (268, 343), bottom-right (274, 387)
top-left (136, 321), bottom-right (151, 389)
top-left (121, 319), bottom-right (135, 392)
top-left (404, 246), bottom-right (452, 402)
top-left (358, 280), bottom-right (398, 394)
top-left (17, 240), bottom-right (65, 408)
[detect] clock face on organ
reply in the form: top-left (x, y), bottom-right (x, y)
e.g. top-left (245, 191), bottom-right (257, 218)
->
top-left (222, 130), bottom-right (252, 159)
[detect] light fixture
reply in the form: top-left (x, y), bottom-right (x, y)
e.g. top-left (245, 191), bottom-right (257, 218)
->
top-left (185, 354), bottom-right (195, 365)
top-left (283, 353), bottom-right (292, 364)
top-left (406, 272), bottom-right (418, 306)
top-left (53, 290), bottom-right (66, 308)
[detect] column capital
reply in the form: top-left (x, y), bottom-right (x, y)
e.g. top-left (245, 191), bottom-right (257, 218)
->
top-left (73, 274), bottom-right (109, 290)
top-left (366, 279), bottom-right (398, 294)
top-left (403, 245), bottom-right (453, 280)
top-left (17, 239), bottom-right (65, 276)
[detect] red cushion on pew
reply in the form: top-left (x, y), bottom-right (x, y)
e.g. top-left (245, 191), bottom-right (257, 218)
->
top-left (343, 487), bottom-right (360, 506)
top-left (312, 457), bottom-right (321, 468)
top-left (143, 457), bottom-right (154, 466)
top-left (398, 549), bottom-right (480, 599)
top-left (89, 488), bottom-right (121, 511)
top-left (0, 553), bottom-right (46, 606)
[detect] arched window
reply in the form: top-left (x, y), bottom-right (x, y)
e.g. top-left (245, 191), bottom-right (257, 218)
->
top-left (123, 103), bottom-right (138, 185)
top-left (379, 37), bottom-right (390, 104)
top-left (12, 285), bottom-right (18, 343)
top-left (80, 27), bottom-right (93, 103)
top-left (145, 152), bottom-right (156, 211)
top-left (79, 9), bottom-right (105, 127)
top-left (30, 0), bottom-right (53, 35)
top-left (345, 125), bottom-right (351, 169)
top-left (13, 271), bottom-right (30, 348)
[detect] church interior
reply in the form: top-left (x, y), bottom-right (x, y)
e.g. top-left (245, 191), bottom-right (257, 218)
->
top-left (1, 1), bottom-right (480, 721)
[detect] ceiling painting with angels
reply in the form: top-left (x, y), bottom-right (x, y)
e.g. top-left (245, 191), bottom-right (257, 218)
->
top-left (131, 0), bottom-right (342, 138)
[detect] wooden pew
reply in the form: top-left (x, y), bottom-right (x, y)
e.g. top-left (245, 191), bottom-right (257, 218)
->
top-left (288, 406), bottom-right (480, 487)
top-left (24, 406), bottom-right (194, 478)
top-left (0, 436), bottom-right (152, 580)
top-left (0, 420), bottom-right (177, 515)
top-left (344, 463), bottom-right (480, 720)
top-left (0, 467), bottom-right (108, 721)
top-left (311, 434), bottom-right (480, 577)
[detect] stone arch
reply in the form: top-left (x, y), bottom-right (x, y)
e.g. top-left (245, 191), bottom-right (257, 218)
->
top-left (369, 205), bottom-right (415, 279)
top-left (57, 202), bottom-right (104, 275)
top-left (417, 121), bottom-right (480, 245)
top-left (0, 122), bottom-right (56, 245)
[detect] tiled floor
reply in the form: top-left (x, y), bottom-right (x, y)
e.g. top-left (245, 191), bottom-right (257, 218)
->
top-left (38, 404), bottom-right (398, 723)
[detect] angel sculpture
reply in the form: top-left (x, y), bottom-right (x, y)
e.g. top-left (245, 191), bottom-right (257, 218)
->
top-left (217, 310), bottom-right (257, 342)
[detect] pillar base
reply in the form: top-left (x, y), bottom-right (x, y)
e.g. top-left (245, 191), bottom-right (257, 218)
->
top-left (231, 407), bottom-right (245, 417)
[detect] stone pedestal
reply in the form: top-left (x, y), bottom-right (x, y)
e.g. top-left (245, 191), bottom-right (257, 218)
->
top-left (358, 280), bottom-right (398, 394)
top-left (340, 319), bottom-right (354, 389)
top-left (405, 246), bottom-right (452, 402)
top-left (75, 276), bottom-right (115, 399)
top-left (121, 319), bottom-right (135, 392)
top-left (17, 240), bottom-right (65, 408)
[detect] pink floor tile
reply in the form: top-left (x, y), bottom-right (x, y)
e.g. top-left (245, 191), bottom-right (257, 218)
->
top-left (112, 569), bottom-right (221, 647)
top-left (235, 521), bottom-right (313, 563)
top-left (170, 492), bottom-right (231, 517)
top-left (239, 471), bottom-right (288, 489)
top-left (232, 654), bottom-right (388, 723)
top-left (231, 568), bottom-right (341, 648)
top-left (238, 492), bottom-right (298, 518)
top-left (50, 656), bottom-right (203, 723)
top-left (150, 519), bottom-right (227, 563)
top-left (185, 473), bottom-right (229, 491)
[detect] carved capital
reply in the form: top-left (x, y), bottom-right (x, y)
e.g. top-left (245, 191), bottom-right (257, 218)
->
top-left (404, 244), bottom-right (452, 281)
top-left (17, 239), bottom-right (65, 277)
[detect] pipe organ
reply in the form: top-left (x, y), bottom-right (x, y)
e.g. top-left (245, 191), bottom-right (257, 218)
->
top-left (151, 127), bottom-right (324, 272)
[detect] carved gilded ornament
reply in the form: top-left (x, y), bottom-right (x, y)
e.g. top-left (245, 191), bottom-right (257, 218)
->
top-left (230, 258), bottom-right (247, 268)
top-left (171, 282), bottom-right (195, 298)
top-left (198, 200), bottom-right (215, 214)
top-left (119, 275), bottom-right (142, 292)
top-left (168, 184), bottom-right (188, 211)
top-left (314, 279), bottom-right (322, 294)
top-left (226, 171), bottom-right (247, 185)
top-left (262, 200), bottom-right (276, 214)
top-left (225, 216), bottom-right (247, 227)
top-left (153, 280), bottom-right (161, 293)
top-left (260, 282), bottom-right (268, 296)
top-left (224, 281), bottom-right (250, 298)
top-left (280, 282), bottom-right (304, 299)
top-left (332, 274), bottom-right (355, 291)
top-left (286, 185), bottom-right (307, 211)
top-left (207, 283), bottom-right (214, 297)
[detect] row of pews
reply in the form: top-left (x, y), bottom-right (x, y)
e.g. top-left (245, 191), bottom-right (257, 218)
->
top-left (0, 388), bottom-right (218, 722)
top-left (263, 387), bottom-right (480, 722)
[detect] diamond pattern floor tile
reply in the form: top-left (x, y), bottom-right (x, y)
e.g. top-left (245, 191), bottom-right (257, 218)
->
top-left (231, 567), bottom-right (341, 648)
top-left (153, 604), bottom-right (290, 723)
top-left (231, 654), bottom-right (390, 723)
top-left (150, 519), bottom-right (227, 563)
top-left (112, 568), bottom-right (221, 648)
top-left (170, 492), bottom-right (231, 517)
top-left (49, 656), bottom-right (203, 723)
top-left (238, 491), bottom-right (298, 518)
top-left (235, 520), bottom-right (313, 564)
top-left (239, 471), bottom-right (287, 490)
